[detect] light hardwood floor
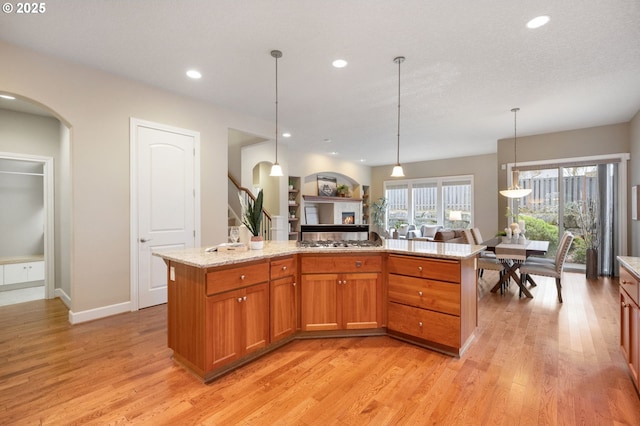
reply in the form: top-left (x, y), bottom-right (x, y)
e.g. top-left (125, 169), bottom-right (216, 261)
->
top-left (0, 272), bottom-right (638, 425)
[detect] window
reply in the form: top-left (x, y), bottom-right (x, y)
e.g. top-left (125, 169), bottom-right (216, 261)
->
top-left (384, 175), bottom-right (473, 230)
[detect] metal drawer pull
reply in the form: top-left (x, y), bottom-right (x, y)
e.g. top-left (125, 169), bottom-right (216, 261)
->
top-left (355, 261), bottom-right (362, 267)
top-left (243, 296), bottom-right (247, 301)
top-left (282, 266), bottom-right (287, 271)
top-left (338, 280), bottom-right (343, 284)
top-left (292, 282), bottom-right (296, 287)
top-left (418, 321), bottom-right (423, 327)
top-left (240, 274), bottom-right (246, 280)
top-left (237, 297), bottom-right (243, 303)
top-left (621, 301), bottom-right (629, 308)
top-left (418, 291), bottom-right (423, 296)
top-left (418, 266), bottom-right (423, 272)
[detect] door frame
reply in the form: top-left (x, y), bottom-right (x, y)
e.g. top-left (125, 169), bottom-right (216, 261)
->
top-left (129, 118), bottom-right (201, 311)
top-left (0, 152), bottom-right (55, 300)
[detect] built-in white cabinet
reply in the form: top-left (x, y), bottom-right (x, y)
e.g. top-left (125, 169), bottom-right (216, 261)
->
top-left (3, 261), bottom-right (45, 285)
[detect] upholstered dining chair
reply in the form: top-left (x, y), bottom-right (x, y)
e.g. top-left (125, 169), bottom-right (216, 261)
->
top-left (470, 227), bottom-right (499, 278)
top-left (519, 232), bottom-right (574, 303)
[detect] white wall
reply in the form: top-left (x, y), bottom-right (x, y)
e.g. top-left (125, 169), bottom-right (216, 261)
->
top-left (1, 40), bottom-right (275, 316)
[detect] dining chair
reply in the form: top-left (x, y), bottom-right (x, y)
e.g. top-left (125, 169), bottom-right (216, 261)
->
top-left (519, 232), bottom-right (574, 303)
top-left (470, 227), bottom-right (498, 277)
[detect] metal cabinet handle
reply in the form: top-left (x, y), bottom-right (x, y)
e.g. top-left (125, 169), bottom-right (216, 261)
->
top-left (139, 238), bottom-right (152, 243)
top-left (292, 282), bottom-right (296, 287)
top-left (237, 297), bottom-right (243, 303)
top-left (240, 274), bottom-right (246, 280)
top-left (355, 261), bottom-right (362, 267)
top-left (418, 321), bottom-right (423, 327)
top-left (338, 280), bottom-right (343, 284)
top-left (282, 266), bottom-right (287, 271)
top-left (418, 266), bottom-right (423, 272)
top-left (621, 301), bottom-right (629, 308)
top-left (418, 291), bottom-right (423, 296)
top-left (243, 296), bottom-right (247, 301)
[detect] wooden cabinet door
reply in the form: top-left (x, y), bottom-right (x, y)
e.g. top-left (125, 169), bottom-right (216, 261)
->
top-left (243, 283), bottom-right (269, 354)
top-left (207, 289), bottom-right (243, 370)
top-left (342, 272), bottom-right (379, 329)
top-left (271, 276), bottom-right (297, 342)
top-left (301, 273), bottom-right (339, 331)
top-left (632, 302), bottom-right (640, 387)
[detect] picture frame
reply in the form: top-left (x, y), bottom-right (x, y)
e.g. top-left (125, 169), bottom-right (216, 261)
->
top-left (317, 175), bottom-right (337, 197)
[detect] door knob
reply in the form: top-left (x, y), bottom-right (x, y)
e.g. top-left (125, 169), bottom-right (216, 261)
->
top-left (139, 238), bottom-right (152, 243)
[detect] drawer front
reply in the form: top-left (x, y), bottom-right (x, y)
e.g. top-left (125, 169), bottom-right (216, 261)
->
top-left (388, 274), bottom-right (460, 316)
top-left (388, 255), bottom-right (460, 283)
top-left (387, 302), bottom-right (460, 348)
top-left (301, 254), bottom-right (382, 274)
top-left (206, 262), bottom-right (269, 295)
top-left (620, 266), bottom-right (639, 306)
top-left (270, 256), bottom-right (297, 280)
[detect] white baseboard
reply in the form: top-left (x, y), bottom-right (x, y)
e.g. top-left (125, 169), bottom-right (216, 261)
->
top-left (68, 301), bottom-right (132, 324)
top-left (54, 288), bottom-right (71, 308)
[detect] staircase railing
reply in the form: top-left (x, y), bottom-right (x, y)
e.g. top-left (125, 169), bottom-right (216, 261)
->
top-left (228, 173), bottom-right (272, 240)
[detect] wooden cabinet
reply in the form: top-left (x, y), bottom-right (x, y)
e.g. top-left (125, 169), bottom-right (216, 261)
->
top-left (387, 254), bottom-right (477, 355)
top-left (619, 263), bottom-right (639, 391)
top-left (167, 259), bottom-right (270, 381)
top-left (300, 254), bottom-right (381, 331)
top-left (270, 256), bottom-right (298, 342)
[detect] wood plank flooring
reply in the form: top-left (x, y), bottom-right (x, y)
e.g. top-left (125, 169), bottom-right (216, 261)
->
top-left (0, 272), bottom-right (638, 425)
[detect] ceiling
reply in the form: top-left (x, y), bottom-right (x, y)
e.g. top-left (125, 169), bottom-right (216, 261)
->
top-left (1, 0), bottom-right (639, 166)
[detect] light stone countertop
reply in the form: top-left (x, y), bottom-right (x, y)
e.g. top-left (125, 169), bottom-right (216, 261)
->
top-left (0, 254), bottom-right (45, 266)
top-left (154, 239), bottom-right (486, 269)
top-left (618, 256), bottom-right (640, 280)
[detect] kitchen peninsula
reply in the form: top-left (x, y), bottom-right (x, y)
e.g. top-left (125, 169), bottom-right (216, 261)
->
top-left (156, 240), bottom-right (484, 382)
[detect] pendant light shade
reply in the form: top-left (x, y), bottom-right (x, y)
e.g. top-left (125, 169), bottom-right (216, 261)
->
top-left (500, 107), bottom-right (532, 198)
top-left (269, 49), bottom-right (284, 177)
top-left (391, 56), bottom-right (405, 177)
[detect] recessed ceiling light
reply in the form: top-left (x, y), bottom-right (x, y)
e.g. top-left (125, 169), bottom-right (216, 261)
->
top-left (186, 69), bottom-right (202, 79)
top-left (330, 151), bottom-right (339, 155)
top-left (332, 59), bottom-right (348, 68)
top-left (359, 159), bottom-right (366, 163)
top-left (0, 94), bottom-right (16, 100)
top-left (323, 138), bottom-right (332, 143)
top-left (527, 15), bottom-right (550, 29)
top-left (282, 132), bottom-right (291, 138)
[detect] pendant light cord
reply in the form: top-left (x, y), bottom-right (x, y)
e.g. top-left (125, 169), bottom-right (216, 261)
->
top-left (395, 56), bottom-right (405, 166)
top-left (511, 107), bottom-right (519, 168)
top-left (271, 50), bottom-right (282, 164)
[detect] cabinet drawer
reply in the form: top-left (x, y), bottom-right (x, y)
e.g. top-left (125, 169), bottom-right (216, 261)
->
top-left (388, 255), bottom-right (460, 283)
top-left (206, 262), bottom-right (269, 295)
top-left (388, 274), bottom-right (460, 316)
top-left (301, 255), bottom-right (382, 274)
top-left (620, 266), bottom-right (639, 306)
top-left (388, 302), bottom-right (460, 348)
top-left (270, 256), bottom-right (296, 280)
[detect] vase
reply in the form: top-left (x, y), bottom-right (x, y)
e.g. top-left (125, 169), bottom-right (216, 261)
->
top-left (250, 236), bottom-right (264, 250)
top-left (586, 248), bottom-right (598, 279)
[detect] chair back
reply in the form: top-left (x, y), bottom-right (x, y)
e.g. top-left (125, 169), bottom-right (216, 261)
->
top-left (495, 244), bottom-right (527, 262)
top-left (470, 228), bottom-right (483, 245)
top-left (554, 232), bottom-right (574, 274)
top-left (461, 229), bottom-right (474, 245)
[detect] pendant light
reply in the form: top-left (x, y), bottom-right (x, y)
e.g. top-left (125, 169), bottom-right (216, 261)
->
top-left (269, 49), bottom-right (284, 177)
top-left (390, 56), bottom-right (405, 177)
top-left (499, 107), bottom-right (532, 198)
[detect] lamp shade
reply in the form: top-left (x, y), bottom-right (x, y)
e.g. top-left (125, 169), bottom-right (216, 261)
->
top-left (500, 170), bottom-right (532, 198)
top-left (448, 210), bottom-right (463, 221)
top-left (391, 165), bottom-right (405, 177)
top-left (269, 163), bottom-right (283, 177)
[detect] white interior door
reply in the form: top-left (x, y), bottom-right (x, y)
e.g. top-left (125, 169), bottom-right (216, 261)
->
top-left (133, 120), bottom-right (199, 309)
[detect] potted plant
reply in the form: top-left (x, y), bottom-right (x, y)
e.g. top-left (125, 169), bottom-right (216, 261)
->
top-left (336, 184), bottom-right (349, 197)
top-left (239, 189), bottom-right (264, 249)
top-left (575, 199), bottom-right (599, 279)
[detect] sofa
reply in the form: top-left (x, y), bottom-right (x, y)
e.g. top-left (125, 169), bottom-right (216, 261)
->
top-left (431, 229), bottom-right (468, 244)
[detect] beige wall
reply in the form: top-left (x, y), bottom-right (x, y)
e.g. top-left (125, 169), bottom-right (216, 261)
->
top-left (0, 41), bottom-right (275, 316)
top-left (630, 111), bottom-right (640, 256)
top-left (371, 153), bottom-right (498, 241)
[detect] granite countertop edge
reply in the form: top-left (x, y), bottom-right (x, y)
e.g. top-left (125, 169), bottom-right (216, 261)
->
top-left (617, 256), bottom-right (640, 280)
top-left (154, 240), bottom-right (486, 269)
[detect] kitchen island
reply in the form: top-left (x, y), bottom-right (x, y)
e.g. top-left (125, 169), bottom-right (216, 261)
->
top-left (156, 239), bottom-right (484, 382)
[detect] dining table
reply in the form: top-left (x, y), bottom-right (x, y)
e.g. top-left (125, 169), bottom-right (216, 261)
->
top-left (481, 237), bottom-right (550, 298)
